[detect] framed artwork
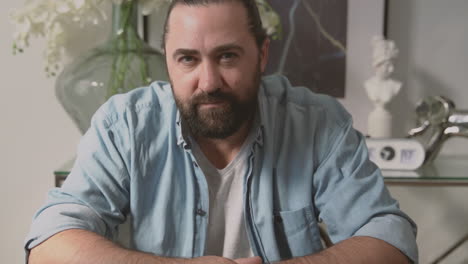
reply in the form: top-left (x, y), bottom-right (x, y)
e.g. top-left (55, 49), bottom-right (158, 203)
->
top-left (144, 0), bottom-right (387, 99)
top-left (265, 0), bottom-right (347, 97)
top-left (265, 0), bottom-right (387, 98)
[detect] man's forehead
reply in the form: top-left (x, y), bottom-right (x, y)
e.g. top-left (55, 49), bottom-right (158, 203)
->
top-left (165, 1), bottom-right (250, 39)
top-left (164, 2), bottom-right (257, 56)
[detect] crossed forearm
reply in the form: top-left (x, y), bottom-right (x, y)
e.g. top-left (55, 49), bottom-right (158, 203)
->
top-left (29, 231), bottom-right (410, 264)
top-left (28, 229), bottom-right (235, 264)
top-left (276, 236), bottom-right (411, 264)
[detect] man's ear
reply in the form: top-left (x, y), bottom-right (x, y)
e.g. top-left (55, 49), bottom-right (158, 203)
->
top-left (260, 38), bottom-right (270, 73)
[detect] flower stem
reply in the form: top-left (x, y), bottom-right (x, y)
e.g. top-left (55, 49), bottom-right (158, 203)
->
top-left (106, 2), bottom-right (151, 99)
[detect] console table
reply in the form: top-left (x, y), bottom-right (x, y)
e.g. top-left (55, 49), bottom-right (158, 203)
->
top-left (383, 155), bottom-right (468, 263)
top-left (383, 155), bottom-right (468, 186)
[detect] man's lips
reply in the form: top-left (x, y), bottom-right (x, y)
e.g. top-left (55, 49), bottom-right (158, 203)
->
top-left (198, 100), bottom-right (228, 108)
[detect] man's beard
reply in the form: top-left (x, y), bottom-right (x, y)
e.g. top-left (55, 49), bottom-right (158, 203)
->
top-left (173, 69), bottom-right (261, 139)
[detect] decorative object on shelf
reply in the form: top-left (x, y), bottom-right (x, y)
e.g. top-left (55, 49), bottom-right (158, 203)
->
top-left (408, 96), bottom-right (468, 163)
top-left (365, 35), bottom-right (402, 138)
top-left (10, 0), bottom-right (281, 134)
top-left (365, 138), bottom-right (425, 170)
top-left (54, 1), bottom-right (168, 133)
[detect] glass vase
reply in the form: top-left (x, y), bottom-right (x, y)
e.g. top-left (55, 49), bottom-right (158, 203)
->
top-left (55, 2), bottom-right (168, 134)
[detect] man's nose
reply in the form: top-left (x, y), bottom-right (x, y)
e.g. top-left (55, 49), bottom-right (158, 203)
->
top-left (199, 61), bottom-right (222, 93)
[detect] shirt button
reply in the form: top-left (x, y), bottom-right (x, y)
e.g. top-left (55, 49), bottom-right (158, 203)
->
top-left (196, 209), bottom-right (206, 216)
top-left (193, 161), bottom-right (199, 168)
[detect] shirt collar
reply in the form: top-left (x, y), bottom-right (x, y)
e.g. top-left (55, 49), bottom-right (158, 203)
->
top-left (256, 81), bottom-right (267, 147)
top-left (176, 111), bottom-right (191, 150)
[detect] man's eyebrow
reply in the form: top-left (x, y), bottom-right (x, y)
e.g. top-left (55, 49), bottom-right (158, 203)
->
top-left (212, 44), bottom-right (245, 54)
top-left (172, 44), bottom-right (245, 60)
top-left (172, 49), bottom-right (200, 60)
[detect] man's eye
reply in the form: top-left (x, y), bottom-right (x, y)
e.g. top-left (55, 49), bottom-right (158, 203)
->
top-left (220, 52), bottom-right (238, 62)
top-left (179, 56), bottom-right (197, 65)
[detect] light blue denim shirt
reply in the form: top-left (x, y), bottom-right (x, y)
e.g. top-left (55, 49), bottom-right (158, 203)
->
top-left (25, 75), bottom-right (418, 263)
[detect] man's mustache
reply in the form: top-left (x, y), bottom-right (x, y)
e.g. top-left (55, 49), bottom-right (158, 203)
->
top-left (191, 90), bottom-right (235, 105)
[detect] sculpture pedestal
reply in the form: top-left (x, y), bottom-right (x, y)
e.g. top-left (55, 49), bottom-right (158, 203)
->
top-left (368, 107), bottom-right (392, 138)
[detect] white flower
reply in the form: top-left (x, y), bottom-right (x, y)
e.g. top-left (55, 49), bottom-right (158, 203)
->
top-left (10, 0), bottom-right (108, 75)
top-left (56, 2), bottom-right (73, 13)
top-left (256, 0), bottom-right (281, 39)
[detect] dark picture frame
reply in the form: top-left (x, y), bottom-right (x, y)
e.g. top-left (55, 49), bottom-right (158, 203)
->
top-left (265, 0), bottom-right (348, 98)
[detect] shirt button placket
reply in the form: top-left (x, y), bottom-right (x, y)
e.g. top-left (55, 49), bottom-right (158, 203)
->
top-left (192, 156), bottom-right (208, 256)
top-left (194, 206), bottom-right (207, 256)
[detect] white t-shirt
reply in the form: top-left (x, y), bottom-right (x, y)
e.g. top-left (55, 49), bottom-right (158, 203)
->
top-left (190, 128), bottom-right (257, 259)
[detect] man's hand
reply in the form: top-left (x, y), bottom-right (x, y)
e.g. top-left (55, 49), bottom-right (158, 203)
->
top-left (235, 257), bottom-right (263, 264)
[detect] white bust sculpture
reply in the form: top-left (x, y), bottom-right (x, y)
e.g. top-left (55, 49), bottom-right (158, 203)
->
top-left (365, 36), bottom-right (402, 138)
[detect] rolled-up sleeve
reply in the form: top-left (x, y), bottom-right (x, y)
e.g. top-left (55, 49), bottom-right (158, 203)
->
top-left (354, 214), bottom-right (418, 261)
top-left (24, 203), bottom-right (108, 250)
top-left (24, 104), bottom-right (131, 260)
top-left (313, 120), bottom-right (418, 263)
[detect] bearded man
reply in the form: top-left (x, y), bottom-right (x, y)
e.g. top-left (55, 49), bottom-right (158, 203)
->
top-left (26, 0), bottom-right (418, 263)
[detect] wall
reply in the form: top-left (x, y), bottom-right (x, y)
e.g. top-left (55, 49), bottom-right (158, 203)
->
top-left (344, 0), bottom-right (468, 262)
top-left (385, 1), bottom-right (468, 263)
top-left (388, 0), bottom-right (468, 152)
top-left (0, 1), bottom-right (106, 263)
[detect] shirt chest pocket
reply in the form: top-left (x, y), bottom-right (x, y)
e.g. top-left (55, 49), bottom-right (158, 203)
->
top-left (273, 204), bottom-right (324, 260)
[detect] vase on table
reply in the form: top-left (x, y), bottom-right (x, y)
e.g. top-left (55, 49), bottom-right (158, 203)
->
top-left (55, 2), bottom-right (168, 134)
